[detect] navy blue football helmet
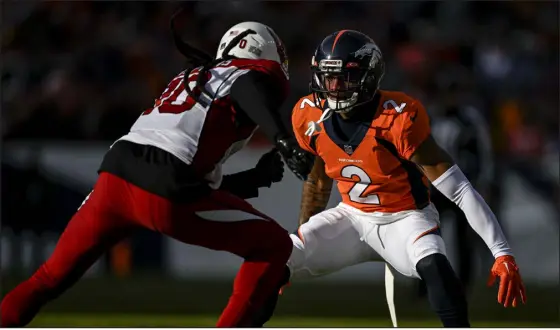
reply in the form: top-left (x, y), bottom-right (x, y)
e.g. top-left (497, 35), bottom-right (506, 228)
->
top-left (310, 30), bottom-right (385, 114)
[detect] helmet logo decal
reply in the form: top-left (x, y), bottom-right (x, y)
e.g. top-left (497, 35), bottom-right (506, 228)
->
top-left (352, 42), bottom-right (380, 59)
top-left (265, 26), bottom-right (288, 78)
top-left (265, 27), bottom-right (287, 64)
top-left (369, 50), bottom-right (382, 68)
top-left (248, 45), bottom-right (262, 56)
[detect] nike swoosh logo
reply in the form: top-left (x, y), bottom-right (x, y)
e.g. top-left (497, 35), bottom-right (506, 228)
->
top-left (504, 262), bottom-right (510, 274)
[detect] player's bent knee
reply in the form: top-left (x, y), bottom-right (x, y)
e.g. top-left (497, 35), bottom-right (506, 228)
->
top-left (250, 220), bottom-right (292, 262)
top-left (410, 234), bottom-right (446, 277)
top-left (416, 253), bottom-right (444, 273)
top-left (285, 232), bottom-right (329, 281)
top-left (286, 233), bottom-right (306, 278)
top-left (415, 253), bottom-right (457, 282)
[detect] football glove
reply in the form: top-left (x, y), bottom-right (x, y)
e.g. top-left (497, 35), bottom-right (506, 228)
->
top-left (254, 148), bottom-right (285, 188)
top-left (275, 136), bottom-right (314, 181)
top-left (487, 255), bottom-right (527, 307)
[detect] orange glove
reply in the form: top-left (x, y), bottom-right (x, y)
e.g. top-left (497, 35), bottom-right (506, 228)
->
top-left (487, 255), bottom-right (527, 307)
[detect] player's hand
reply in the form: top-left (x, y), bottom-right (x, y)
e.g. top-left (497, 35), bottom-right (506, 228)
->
top-left (275, 136), bottom-right (314, 181)
top-left (254, 148), bottom-right (284, 188)
top-left (487, 255), bottom-right (526, 307)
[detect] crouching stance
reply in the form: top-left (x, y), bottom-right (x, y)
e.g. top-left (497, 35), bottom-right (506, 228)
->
top-left (250, 29), bottom-right (526, 328)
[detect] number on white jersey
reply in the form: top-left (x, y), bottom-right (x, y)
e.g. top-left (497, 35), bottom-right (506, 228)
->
top-left (142, 68), bottom-right (211, 116)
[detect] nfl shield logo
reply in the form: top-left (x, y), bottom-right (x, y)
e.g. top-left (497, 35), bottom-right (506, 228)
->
top-left (344, 145), bottom-right (354, 155)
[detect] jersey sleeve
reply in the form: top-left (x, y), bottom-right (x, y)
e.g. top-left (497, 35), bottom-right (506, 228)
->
top-left (291, 97), bottom-right (319, 156)
top-left (393, 100), bottom-right (431, 160)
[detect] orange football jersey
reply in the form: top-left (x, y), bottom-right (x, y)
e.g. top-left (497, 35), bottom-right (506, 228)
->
top-left (292, 90), bottom-right (431, 213)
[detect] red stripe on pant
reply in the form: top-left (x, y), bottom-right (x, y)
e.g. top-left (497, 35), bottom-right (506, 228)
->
top-left (0, 172), bottom-right (292, 327)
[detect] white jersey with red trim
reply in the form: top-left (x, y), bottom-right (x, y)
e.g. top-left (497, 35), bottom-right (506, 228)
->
top-left (117, 58), bottom-right (285, 187)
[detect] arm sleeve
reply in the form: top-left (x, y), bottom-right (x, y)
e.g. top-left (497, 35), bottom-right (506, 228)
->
top-left (220, 169), bottom-right (260, 199)
top-left (230, 70), bottom-right (289, 142)
top-left (393, 101), bottom-right (431, 160)
top-left (432, 164), bottom-right (512, 258)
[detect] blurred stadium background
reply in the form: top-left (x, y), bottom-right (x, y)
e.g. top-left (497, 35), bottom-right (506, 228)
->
top-left (2, 1), bottom-right (559, 327)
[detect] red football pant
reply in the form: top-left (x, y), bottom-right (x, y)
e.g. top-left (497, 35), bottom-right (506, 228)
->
top-left (0, 172), bottom-right (292, 327)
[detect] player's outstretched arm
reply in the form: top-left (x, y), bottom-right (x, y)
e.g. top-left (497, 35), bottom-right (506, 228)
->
top-left (298, 156), bottom-right (333, 226)
top-left (230, 70), bottom-right (289, 143)
top-left (220, 148), bottom-right (284, 199)
top-left (230, 71), bottom-right (314, 181)
top-left (410, 135), bottom-right (526, 308)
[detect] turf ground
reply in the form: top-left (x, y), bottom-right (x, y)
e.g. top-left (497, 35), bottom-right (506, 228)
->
top-left (5, 276), bottom-right (558, 327)
top-left (29, 313), bottom-right (558, 327)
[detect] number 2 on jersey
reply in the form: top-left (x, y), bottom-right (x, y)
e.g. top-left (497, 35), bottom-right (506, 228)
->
top-left (341, 165), bottom-right (380, 205)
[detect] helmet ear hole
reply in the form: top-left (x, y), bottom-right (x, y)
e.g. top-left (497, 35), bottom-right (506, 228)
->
top-left (359, 73), bottom-right (375, 94)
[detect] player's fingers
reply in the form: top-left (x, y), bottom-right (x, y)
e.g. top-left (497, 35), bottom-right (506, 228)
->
top-left (504, 279), bottom-right (514, 307)
top-left (271, 153), bottom-right (282, 164)
top-left (519, 280), bottom-right (527, 304)
top-left (272, 161), bottom-right (283, 171)
top-left (260, 149), bottom-right (279, 166)
top-left (514, 277), bottom-right (525, 303)
top-left (487, 272), bottom-right (496, 287)
top-left (512, 296), bottom-right (517, 308)
top-left (497, 275), bottom-right (508, 304)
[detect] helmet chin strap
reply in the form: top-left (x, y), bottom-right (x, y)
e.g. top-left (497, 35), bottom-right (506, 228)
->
top-left (305, 107), bottom-right (333, 136)
top-left (305, 93), bottom-right (358, 137)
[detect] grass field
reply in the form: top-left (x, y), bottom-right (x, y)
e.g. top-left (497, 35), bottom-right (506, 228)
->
top-left (29, 313), bottom-right (558, 327)
top-left (5, 276), bottom-right (557, 327)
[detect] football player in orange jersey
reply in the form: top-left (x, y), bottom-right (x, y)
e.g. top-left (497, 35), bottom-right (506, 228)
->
top-left (251, 30), bottom-right (526, 328)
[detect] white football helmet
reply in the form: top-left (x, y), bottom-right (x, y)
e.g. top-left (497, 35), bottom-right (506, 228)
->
top-left (216, 22), bottom-right (288, 77)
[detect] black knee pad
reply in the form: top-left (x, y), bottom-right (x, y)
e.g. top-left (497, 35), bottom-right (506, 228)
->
top-left (416, 253), bottom-right (457, 283)
top-left (416, 253), bottom-right (465, 300)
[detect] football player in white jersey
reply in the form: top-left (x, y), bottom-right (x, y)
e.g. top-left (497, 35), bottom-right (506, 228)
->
top-left (1, 10), bottom-right (314, 327)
